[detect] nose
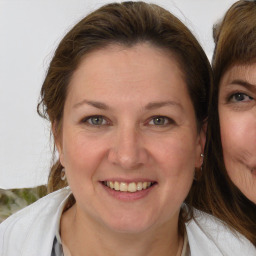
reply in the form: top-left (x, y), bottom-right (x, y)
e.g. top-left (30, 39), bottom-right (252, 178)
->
top-left (107, 125), bottom-right (148, 170)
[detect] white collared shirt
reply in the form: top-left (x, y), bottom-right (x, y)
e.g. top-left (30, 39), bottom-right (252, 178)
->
top-left (0, 188), bottom-right (255, 256)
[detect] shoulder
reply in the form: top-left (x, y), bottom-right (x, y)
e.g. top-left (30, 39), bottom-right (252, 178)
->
top-left (0, 187), bottom-right (71, 256)
top-left (185, 209), bottom-right (256, 256)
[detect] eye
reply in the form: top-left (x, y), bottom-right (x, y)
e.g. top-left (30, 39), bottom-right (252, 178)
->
top-left (148, 116), bottom-right (173, 126)
top-left (228, 93), bottom-right (253, 103)
top-left (82, 115), bottom-right (108, 126)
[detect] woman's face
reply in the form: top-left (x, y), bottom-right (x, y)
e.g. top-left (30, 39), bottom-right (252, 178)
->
top-left (219, 64), bottom-right (256, 204)
top-left (57, 43), bottom-right (204, 233)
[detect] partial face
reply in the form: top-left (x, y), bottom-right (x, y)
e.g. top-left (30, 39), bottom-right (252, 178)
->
top-left (57, 43), bottom-right (204, 234)
top-left (219, 64), bottom-right (256, 204)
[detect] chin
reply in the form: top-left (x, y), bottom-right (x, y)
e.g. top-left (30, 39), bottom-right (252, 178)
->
top-left (103, 213), bottom-right (156, 234)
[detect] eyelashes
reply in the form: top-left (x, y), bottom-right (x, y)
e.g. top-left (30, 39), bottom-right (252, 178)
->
top-left (147, 116), bottom-right (175, 126)
top-left (226, 92), bottom-right (253, 104)
top-left (80, 115), bottom-right (176, 127)
top-left (81, 115), bottom-right (109, 126)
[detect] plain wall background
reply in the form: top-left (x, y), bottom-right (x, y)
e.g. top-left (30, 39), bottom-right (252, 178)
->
top-left (0, 0), bottom-right (236, 189)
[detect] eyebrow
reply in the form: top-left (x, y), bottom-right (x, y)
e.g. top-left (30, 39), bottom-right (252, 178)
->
top-left (73, 99), bottom-right (183, 111)
top-left (229, 79), bottom-right (256, 91)
top-left (145, 101), bottom-right (183, 110)
top-left (73, 100), bottom-right (109, 110)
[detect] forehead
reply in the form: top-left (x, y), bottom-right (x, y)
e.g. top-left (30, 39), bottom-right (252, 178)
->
top-left (64, 43), bottom-right (192, 110)
top-left (69, 43), bottom-right (185, 89)
top-left (221, 63), bottom-right (256, 83)
top-left (77, 43), bottom-right (183, 74)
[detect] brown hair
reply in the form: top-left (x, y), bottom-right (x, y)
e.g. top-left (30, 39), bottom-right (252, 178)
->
top-left (188, 0), bottom-right (256, 245)
top-left (37, 1), bottom-right (212, 233)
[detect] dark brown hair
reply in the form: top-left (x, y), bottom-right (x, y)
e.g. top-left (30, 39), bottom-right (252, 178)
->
top-left (188, 0), bottom-right (256, 245)
top-left (37, 1), bottom-right (212, 234)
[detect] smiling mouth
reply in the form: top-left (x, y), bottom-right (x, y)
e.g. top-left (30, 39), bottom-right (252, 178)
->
top-left (102, 181), bottom-right (156, 193)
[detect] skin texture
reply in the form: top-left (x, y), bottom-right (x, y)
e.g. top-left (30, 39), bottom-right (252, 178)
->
top-left (57, 43), bottom-right (204, 256)
top-left (219, 64), bottom-right (256, 204)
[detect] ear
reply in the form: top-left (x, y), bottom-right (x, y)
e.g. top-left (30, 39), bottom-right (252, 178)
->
top-left (200, 119), bottom-right (207, 150)
top-left (52, 121), bottom-right (65, 167)
top-left (195, 119), bottom-right (207, 168)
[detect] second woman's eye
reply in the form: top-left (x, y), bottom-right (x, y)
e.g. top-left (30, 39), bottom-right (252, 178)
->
top-left (148, 116), bottom-right (173, 126)
top-left (82, 116), bottom-right (107, 126)
top-left (229, 93), bottom-right (253, 103)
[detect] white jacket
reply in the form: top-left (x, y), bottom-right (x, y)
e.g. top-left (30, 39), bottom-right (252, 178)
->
top-left (0, 187), bottom-right (255, 256)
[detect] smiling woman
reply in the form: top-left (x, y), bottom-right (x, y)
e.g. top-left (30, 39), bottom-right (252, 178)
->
top-left (57, 43), bottom-right (200, 237)
top-left (189, 0), bottom-right (256, 247)
top-left (0, 1), bottom-right (255, 256)
top-left (219, 65), bottom-right (256, 200)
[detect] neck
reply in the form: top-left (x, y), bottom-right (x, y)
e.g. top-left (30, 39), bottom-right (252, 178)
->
top-left (60, 204), bottom-right (184, 256)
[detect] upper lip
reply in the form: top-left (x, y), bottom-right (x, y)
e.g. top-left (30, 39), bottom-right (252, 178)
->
top-left (100, 178), bottom-right (157, 183)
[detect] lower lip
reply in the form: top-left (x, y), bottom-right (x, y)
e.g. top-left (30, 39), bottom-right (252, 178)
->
top-left (100, 183), bottom-right (156, 201)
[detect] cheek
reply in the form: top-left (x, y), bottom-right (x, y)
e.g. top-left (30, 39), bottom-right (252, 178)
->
top-left (219, 109), bottom-right (256, 194)
top-left (220, 111), bottom-right (256, 159)
top-left (155, 132), bottom-right (198, 177)
top-left (61, 130), bottom-right (108, 178)
top-left (156, 135), bottom-right (196, 210)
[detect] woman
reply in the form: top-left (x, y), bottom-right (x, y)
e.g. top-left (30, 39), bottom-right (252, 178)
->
top-left (0, 2), bottom-right (255, 255)
top-left (189, 0), bottom-right (256, 246)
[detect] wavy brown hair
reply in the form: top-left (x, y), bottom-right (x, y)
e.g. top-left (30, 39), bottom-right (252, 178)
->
top-left (188, 0), bottom-right (256, 246)
top-left (37, 1), bottom-right (212, 234)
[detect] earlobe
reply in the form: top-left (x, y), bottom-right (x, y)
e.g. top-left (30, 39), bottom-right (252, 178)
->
top-left (52, 121), bottom-right (65, 166)
top-left (58, 150), bottom-right (65, 167)
top-left (55, 140), bottom-right (65, 168)
top-left (195, 120), bottom-right (207, 167)
top-left (200, 119), bottom-right (207, 150)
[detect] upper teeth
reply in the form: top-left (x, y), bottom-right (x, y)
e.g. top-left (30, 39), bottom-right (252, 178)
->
top-left (104, 181), bottom-right (153, 193)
